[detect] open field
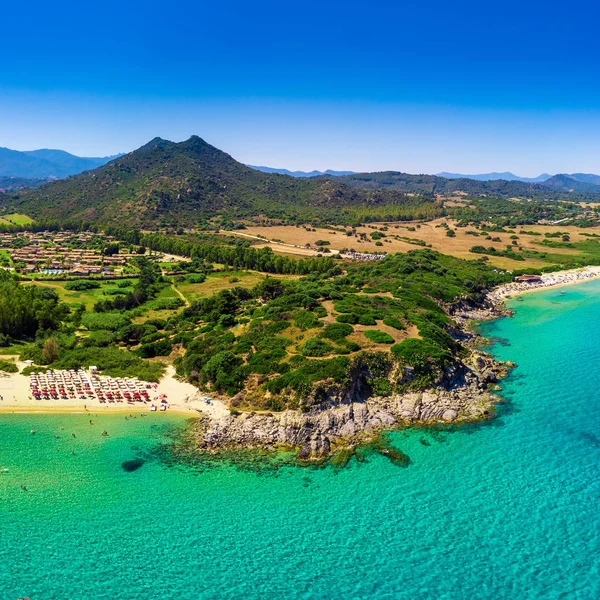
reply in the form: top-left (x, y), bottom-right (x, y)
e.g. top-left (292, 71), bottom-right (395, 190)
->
top-left (221, 230), bottom-right (332, 257)
top-left (174, 270), bottom-right (298, 303)
top-left (252, 242), bottom-right (329, 257)
top-left (25, 279), bottom-right (139, 311)
top-left (223, 219), bottom-right (600, 269)
top-left (0, 213), bottom-right (34, 226)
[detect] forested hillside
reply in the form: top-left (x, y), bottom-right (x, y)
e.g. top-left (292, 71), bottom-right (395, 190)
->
top-left (172, 249), bottom-right (510, 409)
top-left (328, 171), bottom-right (600, 200)
top-left (6, 137), bottom-right (441, 227)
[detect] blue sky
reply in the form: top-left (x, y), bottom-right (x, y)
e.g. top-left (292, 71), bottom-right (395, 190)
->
top-left (1, 0), bottom-right (599, 174)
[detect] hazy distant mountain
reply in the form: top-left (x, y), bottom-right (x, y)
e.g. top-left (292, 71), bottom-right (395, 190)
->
top-left (0, 147), bottom-right (122, 178)
top-left (567, 173), bottom-right (600, 186)
top-left (437, 171), bottom-right (552, 183)
top-left (327, 171), bottom-right (595, 200)
top-left (0, 176), bottom-right (50, 192)
top-left (249, 165), bottom-right (355, 177)
top-left (539, 174), bottom-right (600, 193)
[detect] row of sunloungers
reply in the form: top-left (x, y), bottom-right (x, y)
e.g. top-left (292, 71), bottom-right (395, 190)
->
top-left (90, 373), bottom-right (153, 404)
top-left (29, 369), bottom-right (154, 403)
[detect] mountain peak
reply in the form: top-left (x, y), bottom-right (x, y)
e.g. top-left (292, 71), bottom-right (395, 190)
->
top-left (180, 135), bottom-right (219, 152)
top-left (539, 174), bottom-right (600, 193)
top-left (8, 136), bottom-right (422, 227)
top-left (137, 137), bottom-right (173, 151)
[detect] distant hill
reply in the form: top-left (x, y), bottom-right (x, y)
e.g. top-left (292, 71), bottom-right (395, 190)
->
top-left (436, 171), bottom-right (600, 190)
top-left (0, 176), bottom-right (51, 192)
top-left (539, 174), bottom-right (600, 193)
top-left (249, 165), bottom-right (356, 177)
top-left (0, 147), bottom-right (122, 178)
top-left (7, 136), bottom-right (437, 226)
top-left (437, 171), bottom-right (552, 183)
top-left (566, 173), bottom-right (600, 186)
top-left (325, 171), bottom-right (585, 200)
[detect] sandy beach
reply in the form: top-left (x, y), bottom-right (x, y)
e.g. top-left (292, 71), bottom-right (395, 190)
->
top-left (489, 266), bottom-right (600, 301)
top-left (0, 362), bottom-right (230, 422)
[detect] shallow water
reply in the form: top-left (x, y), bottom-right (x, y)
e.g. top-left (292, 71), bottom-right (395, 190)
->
top-left (3, 280), bottom-right (600, 599)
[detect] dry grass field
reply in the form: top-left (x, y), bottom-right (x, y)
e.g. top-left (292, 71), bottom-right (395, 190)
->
top-left (222, 219), bottom-right (600, 269)
top-left (175, 270), bottom-right (299, 303)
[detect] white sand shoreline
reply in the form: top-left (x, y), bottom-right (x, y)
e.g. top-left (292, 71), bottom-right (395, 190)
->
top-left (0, 363), bottom-right (230, 422)
top-left (488, 266), bottom-right (600, 301)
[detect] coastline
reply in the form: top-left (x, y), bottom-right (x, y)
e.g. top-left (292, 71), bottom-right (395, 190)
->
top-left (4, 264), bottom-right (599, 462)
top-left (189, 265), bottom-right (600, 461)
top-left (488, 265), bottom-right (600, 301)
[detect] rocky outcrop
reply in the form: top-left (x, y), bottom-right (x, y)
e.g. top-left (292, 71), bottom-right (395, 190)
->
top-left (186, 290), bottom-right (516, 461)
top-left (192, 349), bottom-right (511, 461)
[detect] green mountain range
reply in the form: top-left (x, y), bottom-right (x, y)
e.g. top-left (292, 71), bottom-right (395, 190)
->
top-left (6, 136), bottom-right (439, 226)
top-left (5, 135), bottom-right (600, 228)
top-left (326, 171), bottom-right (598, 200)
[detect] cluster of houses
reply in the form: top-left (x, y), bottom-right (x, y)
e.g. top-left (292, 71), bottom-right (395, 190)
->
top-left (340, 251), bottom-right (387, 261)
top-left (0, 231), bottom-right (140, 276)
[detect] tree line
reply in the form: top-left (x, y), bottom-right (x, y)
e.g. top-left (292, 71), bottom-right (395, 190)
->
top-left (106, 228), bottom-right (340, 276)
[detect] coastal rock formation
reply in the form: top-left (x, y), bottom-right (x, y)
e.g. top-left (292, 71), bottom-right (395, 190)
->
top-left (192, 349), bottom-right (510, 461)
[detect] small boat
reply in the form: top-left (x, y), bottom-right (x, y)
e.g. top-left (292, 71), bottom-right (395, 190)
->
top-left (150, 404), bottom-right (157, 412)
top-left (159, 404), bottom-right (166, 411)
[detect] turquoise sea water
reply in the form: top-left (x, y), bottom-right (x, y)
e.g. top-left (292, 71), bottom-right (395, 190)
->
top-left (3, 280), bottom-right (600, 599)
